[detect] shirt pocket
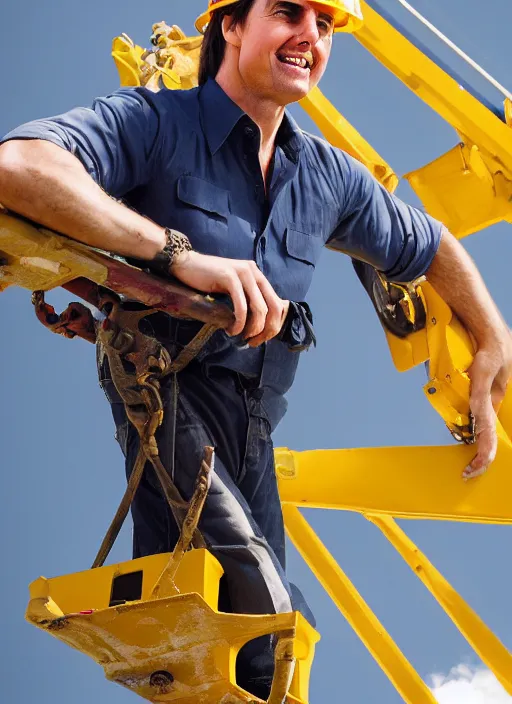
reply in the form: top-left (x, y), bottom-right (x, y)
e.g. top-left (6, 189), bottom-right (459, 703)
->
top-left (177, 174), bottom-right (229, 220)
top-left (282, 225), bottom-right (324, 300)
top-left (285, 227), bottom-right (323, 266)
top-left (175, 174), bottom-right (231, 255)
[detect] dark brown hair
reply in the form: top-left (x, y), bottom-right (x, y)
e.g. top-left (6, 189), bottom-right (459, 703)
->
top-left (198, 0), bottom-right (256, 85)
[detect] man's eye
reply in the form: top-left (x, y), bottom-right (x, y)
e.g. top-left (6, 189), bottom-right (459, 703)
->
top-left (317, 19), bottom-right (333, 34)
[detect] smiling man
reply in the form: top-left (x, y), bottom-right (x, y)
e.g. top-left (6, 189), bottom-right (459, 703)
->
top-left (0, 0), bottom-right (510, 699)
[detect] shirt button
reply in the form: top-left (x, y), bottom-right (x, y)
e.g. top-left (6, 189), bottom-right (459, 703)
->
top-left (244, 125), bottom-right (255, 138)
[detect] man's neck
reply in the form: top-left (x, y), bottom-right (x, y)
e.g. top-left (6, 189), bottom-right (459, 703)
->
top-left (215, 70), bottom-right (285, 163)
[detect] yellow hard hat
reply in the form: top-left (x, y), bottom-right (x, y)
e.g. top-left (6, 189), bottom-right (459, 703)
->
top-left (195, 0), bottom-right (363, 34)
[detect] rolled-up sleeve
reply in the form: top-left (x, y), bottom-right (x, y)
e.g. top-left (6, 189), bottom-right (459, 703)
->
top-left (327, 153), bottom-right (443, 282)
top-left (1, 88), bottom-right (161, 199)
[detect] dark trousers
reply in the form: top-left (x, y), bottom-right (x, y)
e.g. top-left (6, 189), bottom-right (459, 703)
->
top-left (100, 356), bottom-right (314, 699)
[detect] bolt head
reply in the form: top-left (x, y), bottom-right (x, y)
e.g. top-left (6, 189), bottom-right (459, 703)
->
top-left (149, 671), bottom-right (174, 691)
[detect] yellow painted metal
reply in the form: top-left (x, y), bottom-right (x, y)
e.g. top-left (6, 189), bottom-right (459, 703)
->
top-left (0, 213), bottom-right (108, 293)
top-left (276, 443), bottom-right (512, 522)
top-left (367, 514), bottom-right (512, 695)
top-left (355, 2), bottom-right (512, 168)
top-left (112, 25), bottom-right (202, 93)
top-left (28, 549), bottom-right (223, 613)
top-left (282, 505), bottom-right (438, 704)
top-left (506, 98), bottom-right (512, 128)
top-left (354, 2), bottom-right (512, 237)
top-left (299, 88), bottom-right (398, 192)
top-left (379, 280), bottom-right (430, 373)
top-left (276, 278), bottom-right (512, 522)
top-left (111, 36), bottom-right (157, 88)
top-left (406, 143), bottom-right (512, 239)
top-left (27, 549), bottom-right (320, 703)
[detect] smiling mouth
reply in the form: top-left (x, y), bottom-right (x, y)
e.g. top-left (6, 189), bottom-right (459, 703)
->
top-left (276, 53), bottom-right (313, 70)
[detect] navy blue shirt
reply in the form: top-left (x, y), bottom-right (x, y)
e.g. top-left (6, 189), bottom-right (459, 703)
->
top-left (2, 78), bottom-right (442, 429)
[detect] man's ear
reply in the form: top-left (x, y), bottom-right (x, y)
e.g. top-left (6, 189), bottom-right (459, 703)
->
top-left (221, 15), bottom-right (243, 47)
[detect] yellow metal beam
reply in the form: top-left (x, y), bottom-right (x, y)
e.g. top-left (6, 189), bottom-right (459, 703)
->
top-left (275, 438), bottom-right (512, 523)
top-left (355, 2), bottom-right (512, 175)
top-left (354, 2), bottom-right (512, 237)
top-left (282, 505), bottom-right (437, 704)
top-left (367, 514), bottom-right (512, 695)
top-left (299, 88), bottom-right (398, 192)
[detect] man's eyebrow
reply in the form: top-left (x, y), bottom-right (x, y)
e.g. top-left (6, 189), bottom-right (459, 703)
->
top-left (318, 11), bottom-right (334, 24)
top-left (267, 0), bottom-right (301, 9)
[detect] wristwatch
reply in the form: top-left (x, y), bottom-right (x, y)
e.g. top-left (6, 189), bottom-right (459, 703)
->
top-left (150, 227), bottom-right (193, 276)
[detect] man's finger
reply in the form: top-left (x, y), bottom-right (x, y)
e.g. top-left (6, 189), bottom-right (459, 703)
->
top-left (462, 416), bottom-right (497, 480)
top-left (248, 284), bottom-right (285, 346)
top-left (246, 274), bottom-right (284, 345)
top-left (248, 298), bottom-right (288, 347)
top-left (223, 273), bottom-right (248, 336)
top-left (462, 464), bottom-right (488, 481)
top-left (238, 268), bottom-right (268, 339)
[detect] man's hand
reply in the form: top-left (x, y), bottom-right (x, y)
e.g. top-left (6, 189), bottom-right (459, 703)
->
top-left (171, 250), bottom-right (289, 344)
top-left (464, 337), bottom-right (512, 480)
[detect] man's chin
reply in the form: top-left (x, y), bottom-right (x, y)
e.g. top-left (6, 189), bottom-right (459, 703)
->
top-left (273, 79), bottom-right (311, 104)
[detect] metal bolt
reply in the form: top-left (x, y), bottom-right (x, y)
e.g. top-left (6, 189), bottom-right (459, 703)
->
top-left (150, 671), bottom-right (174, 691)
top-left (431, 317), bottom-right (437, 325)
top-left (427, 387), bottom-right (437, 395)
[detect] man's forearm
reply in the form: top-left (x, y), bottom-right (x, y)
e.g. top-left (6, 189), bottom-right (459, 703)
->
top-left (0, 139), bottom-right (165, 259)
top-left (426, 229), bottom-right (509, 348)
top-left (426, 228), bottom-right (512, 478)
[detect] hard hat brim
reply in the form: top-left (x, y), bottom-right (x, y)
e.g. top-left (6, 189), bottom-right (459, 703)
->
top-left (195, 0), bottom-right (363, 34)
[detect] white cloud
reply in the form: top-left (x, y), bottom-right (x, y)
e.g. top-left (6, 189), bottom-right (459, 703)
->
top-left (430, 664), bottom-right (512, 703)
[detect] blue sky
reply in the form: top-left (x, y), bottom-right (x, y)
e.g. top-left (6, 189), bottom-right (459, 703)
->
top-left (1, 1), bottom-right (511, 702)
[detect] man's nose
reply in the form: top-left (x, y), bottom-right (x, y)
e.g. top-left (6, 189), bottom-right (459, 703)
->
top-left (296, 10), bottom-right (320, 45)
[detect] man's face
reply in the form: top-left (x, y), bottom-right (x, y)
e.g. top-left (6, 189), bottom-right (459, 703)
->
top-left (228, 0), bottom-right (334, 104)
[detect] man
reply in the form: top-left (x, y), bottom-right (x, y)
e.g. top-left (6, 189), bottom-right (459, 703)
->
top-left (0, 0), bottom-right (510, 698)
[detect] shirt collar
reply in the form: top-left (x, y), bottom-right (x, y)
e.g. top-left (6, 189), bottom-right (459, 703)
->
top-left (199, 78), bottom-right (304, 162)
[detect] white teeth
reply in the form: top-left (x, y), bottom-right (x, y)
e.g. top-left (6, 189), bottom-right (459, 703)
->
top-left (281, 56), bottom-right (309, 69)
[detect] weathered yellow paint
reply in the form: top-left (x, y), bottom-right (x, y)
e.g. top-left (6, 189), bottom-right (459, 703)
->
top-left (367, 514), bottom-right (512, 695)
top-left (0, 213), bottom-right (108, 292)
top-left (27, 549), bottom-right (320, 703)
top-left (282, 505), bottom-right (438, 704)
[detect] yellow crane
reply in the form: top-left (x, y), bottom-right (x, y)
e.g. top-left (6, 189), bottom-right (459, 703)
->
top-left (1, 2), bottom-right (511, 702)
